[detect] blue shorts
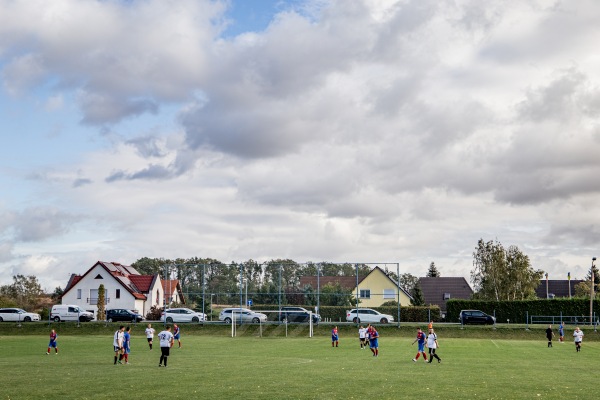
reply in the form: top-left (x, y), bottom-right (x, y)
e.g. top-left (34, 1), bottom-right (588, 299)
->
top-left (48, 340), bottom-right (57, 348)
top-left (174, 334), bottom-right (180, 340)
top-left (124, 346), bottom-right (130, 354)
top-left (370, 339), bottom-right (378, 348)
top-left (418, 342), bottom-right (425, 352)
top-left (332, 335), bottom-right (338, 341)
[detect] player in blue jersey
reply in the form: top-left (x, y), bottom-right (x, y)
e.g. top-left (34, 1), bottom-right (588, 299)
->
top-left (123, 326), bottom-right (131, 364)
top-left (331, 326), bottom-right (339, 347)
top-left (368, 325), bottom-right (379, 357)
top-left (173, 324), bottom-right (182, 348)
top-left (412, 327), bottom-right (427, 362)
top-left (46, 329), bottom-right (58, 355)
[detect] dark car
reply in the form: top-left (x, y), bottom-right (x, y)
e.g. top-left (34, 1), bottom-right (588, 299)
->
top-left (106, 309), bottom-right (144, 323)
top-left (278, 307), bottom-right (320, 324)
top-left (459, 310), bottom-right (496, 325)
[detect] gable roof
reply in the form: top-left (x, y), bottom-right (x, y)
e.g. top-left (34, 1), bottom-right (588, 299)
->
top-left (364, 266), bottom-right (414, 300)
top-left (129, 275), bottom-right (157, 293)
top-left (162, 280), bottom-right (185, 304)
top-left (62, 261), bottom-right (152, 301)
top-left (535, 279), bottom-right (583, 298)
top-left (419, 277), bottom-right (473, 312)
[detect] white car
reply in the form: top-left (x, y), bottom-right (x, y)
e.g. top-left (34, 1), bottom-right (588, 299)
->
top-left (160, 308), bottom-right (206, 323)
top-left (0, 308), bottom-right (41, 322)
top-left (219, 308), bottom-right (268, 324)
top-left (346, 308), bottom-right (394, 324)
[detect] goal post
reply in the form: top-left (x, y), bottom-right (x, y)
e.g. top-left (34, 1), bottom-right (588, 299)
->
top-left (228, 309), bottom-right (314, 338)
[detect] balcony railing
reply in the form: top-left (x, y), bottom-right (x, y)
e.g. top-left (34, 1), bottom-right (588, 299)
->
top-left (87, 298), bottom-right (110, 305)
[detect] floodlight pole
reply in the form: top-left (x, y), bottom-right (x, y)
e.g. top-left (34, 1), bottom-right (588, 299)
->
top-left (590, 257), bottom-right (596, 326)
top-left (545, 273), bottom-right (549, 299)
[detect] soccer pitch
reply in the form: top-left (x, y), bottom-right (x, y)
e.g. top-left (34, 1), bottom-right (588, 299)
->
top-left (0, 334), bottom-right (596, 399)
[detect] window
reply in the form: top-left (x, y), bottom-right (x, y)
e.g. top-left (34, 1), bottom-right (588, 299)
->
top-left (116, 289), bottom-right (120, 299)
top-left (77, 289), bottom-right (82, 299)
top-left (156, 290), bottom-right (160, 305)
top-left (443, 293), bottom-right (451, 300)
top-left (383, 289), bottom-right (395, 299)
top-left (94, 274), bottom-right (103, 279)
top-left (359, 289), bottom-right (371, 299)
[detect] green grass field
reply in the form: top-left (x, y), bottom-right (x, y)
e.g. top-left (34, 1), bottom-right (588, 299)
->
top-left (0, 328), bottom-right (597, 400)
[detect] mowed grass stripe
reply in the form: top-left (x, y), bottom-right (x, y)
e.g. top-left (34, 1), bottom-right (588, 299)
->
top-left (0, 335), bottom-right (597, 399)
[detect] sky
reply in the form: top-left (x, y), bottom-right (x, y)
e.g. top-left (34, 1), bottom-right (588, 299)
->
top-left (1, 0), bottom-right (600, 292)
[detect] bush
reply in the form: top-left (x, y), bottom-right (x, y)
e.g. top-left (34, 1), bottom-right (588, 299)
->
top-left (145, 305), bottom-right (163, 321)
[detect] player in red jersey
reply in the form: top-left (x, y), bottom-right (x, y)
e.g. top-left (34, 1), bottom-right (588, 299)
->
top-left (46, 329), bottom-right (58, 355)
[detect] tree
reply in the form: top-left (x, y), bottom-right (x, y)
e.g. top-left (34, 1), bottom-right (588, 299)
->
top-left (471, 239), bottom-right (543, 301)
top-left (0, 275), bottom-right (44, 310)
top-left (97, 284), bottom-right (106, 321)
top-left (399, 273), bottom-right (419, 294)
top-left (51, 286), bottom-right (63, 301)
top-left (411, 283), bottom-right (425, 306)
top-left (427, 262), bottom-right (441, 277)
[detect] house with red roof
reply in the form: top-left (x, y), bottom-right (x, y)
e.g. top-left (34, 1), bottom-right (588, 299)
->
top-left (61, 261), bottom-right (185, 319)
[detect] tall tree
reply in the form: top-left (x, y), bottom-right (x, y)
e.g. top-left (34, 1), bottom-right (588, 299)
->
top-left (426, 262), bottom-right (441, 277)
top-left (411, 283), bottom-right (425, 306)
top-left (97, 284), bottom-right (106, 321)
top-left (471, 239), bottom-right (543, 301)
top-left (0, 275), bottom-right (44, 310)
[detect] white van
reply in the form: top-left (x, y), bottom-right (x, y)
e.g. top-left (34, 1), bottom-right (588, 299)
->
top-left (50, 305), bottom-right (94, 322)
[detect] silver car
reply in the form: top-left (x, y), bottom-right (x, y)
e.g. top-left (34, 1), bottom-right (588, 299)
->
top-left (160, 308), bottom-right (206, 323)
top-left (219, 308), bottom-right (267, 324)
top-left (346, 308), bottom-right (394, 324)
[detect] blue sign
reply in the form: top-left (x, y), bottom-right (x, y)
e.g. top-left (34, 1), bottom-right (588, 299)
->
top-left (247, 299), bottom-right (253, 306)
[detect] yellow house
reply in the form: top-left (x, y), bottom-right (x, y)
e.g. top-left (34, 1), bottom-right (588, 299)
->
top-left (354, 266), bottom-right (413, 307)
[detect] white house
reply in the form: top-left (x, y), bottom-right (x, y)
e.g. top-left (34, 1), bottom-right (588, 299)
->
top-left (61, 261), bottom-right (184, 318)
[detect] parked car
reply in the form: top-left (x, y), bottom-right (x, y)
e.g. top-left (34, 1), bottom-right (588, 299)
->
top-left (346, 308), bottom-right (394, 324)
top-left (106, 309), bottom-right (144, 323)
top-left (0, 308), bottom-right (41, 322)
top-left (160, 308), bottom-right (206, 323)
top-left (459, 310), bottom-right (496, 325)
top-left (50, 305), bottom-right (94, 322)
top-left (219, 308), bottom-right (268, 324)
top-left (278, 306), bottom-right (320, 324)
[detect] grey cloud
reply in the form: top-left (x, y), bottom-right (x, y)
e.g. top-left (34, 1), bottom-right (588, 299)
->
top-left (1, 207), bottom-right (78, 242)
top-left (105, 164), bottom-right (174, 182)
top-left (79, 92), bottom-right (159, 125)
top-left (73, 178), bottom-right (93, 188)
top-left (0, 241), bottom-right (14, 263)
top-left (126, 136), bottom-right (166, 158)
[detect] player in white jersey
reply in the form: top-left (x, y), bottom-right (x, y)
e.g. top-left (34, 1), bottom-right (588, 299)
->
top-left (573, 327), bottom-right (584, 352)
top-left (158, 325), bottom-right (174, 367)
top-left (426, 328), bottom-right (441, 363)
top-left (113, 325), bottom-right (125, 365)
top-left (358, 325), bottom-right (368, 349)
top-left (145, 323), bottom-right (156, 350)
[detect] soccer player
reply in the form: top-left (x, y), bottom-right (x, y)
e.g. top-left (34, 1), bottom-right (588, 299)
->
top-left (145, 323), bottom-right (155, 350)
top-left (573, 327), bottom-right (584, 352)
top-left (173, 323), bottom-right (182, 348)
top-left (426, 328), bottom-right (441, 363)
top-left (331, 326), bottom-right (339, 347)
top-left (46, 329), bottom-right (58, 355)
top-left (158, 325), bottom-right (174, 367)
top-left (412, 327), bottom-right (427, 362)
top-left (368, 325), bottom-right (379, 357)
top-left (358, 325), bottom-right (368, 349)
top-left (558, 322), bottom-right (565, 343)
top-left (545, 325), bottom-right (555, 348)
top-left (123, 326), bottom-right (131, 364)
top-left (113, 325), bottom-right (125, 365)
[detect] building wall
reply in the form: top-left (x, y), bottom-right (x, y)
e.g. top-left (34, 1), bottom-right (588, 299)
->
top-left (144, 278), bottom-right (164, 316)
top-left (61, 264), bottom-right (138, 318)
top-left (355, 269), bottom-right (412, 307)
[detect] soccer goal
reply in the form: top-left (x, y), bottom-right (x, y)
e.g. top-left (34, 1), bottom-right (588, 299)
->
top-left (228, 309), bottom-right (314, 338)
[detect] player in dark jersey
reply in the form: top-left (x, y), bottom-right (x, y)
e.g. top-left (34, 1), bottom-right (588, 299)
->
top-left (331, 326), bottom-right (339, 347)
top-left (368, 326), bottom-right (379, 357)
top-left (46, 329), bottom-right (58, 355)
top-left (412, 327), bottom-right (427, 362)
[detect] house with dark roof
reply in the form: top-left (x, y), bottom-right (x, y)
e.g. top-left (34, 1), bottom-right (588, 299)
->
top-left (418, 277), bottom-right (473, 314)
top-left (300, 266), bottom-right (413, 307)
top-left (61, 261), bottom-right (184, 318)
top-left (535, 279), bottom-right (583, 299)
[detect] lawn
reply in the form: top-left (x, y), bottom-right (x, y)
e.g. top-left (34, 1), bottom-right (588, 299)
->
top-left (0, 330), bottom-right (596, 399)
